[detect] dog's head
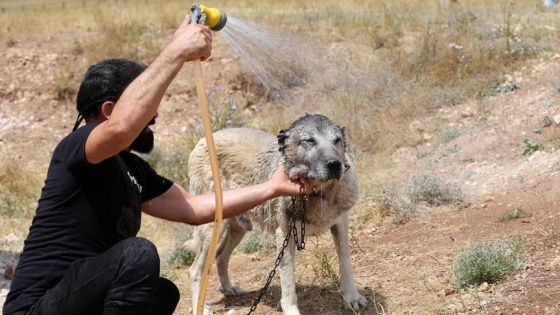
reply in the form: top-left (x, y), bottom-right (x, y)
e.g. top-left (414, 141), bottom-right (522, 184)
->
top-left (278, 114), bottom-right (350, 184)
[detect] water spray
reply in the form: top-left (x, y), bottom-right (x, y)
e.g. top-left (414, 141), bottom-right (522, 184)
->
top-left (190, 3), bottom-right (227, 315)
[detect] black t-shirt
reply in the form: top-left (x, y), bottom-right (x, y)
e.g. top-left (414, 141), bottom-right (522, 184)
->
top-left (3, 123), bottom-right (173, 314)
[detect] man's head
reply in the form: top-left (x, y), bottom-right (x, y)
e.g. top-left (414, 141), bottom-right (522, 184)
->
top-left (76, 58), bottom-right (147, 121)
top-left (73, 59), bottom-right (155, 154)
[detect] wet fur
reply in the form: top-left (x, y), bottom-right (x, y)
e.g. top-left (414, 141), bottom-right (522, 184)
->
top-left (186, 114), bottom-right (367, 315)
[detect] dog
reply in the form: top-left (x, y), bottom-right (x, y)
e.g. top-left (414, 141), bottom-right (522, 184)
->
top-left (186, 114), bottom-right (367, 315)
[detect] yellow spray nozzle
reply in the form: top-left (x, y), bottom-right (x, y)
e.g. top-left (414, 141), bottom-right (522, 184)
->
top-left (191, 3), bottom-right (227, 31)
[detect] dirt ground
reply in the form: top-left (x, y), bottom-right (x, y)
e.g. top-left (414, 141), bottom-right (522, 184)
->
top-left (2, 19), bottom-right (560, 315)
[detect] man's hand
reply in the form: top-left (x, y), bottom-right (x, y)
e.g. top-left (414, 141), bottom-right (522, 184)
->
top-left (269, 164), bottom-right (313, 197)
top-left (171, 15), bottom-right (212, 62)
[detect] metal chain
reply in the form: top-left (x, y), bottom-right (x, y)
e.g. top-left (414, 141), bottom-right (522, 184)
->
top-left (292, 185), bottom-right (306, 250)
top-left (246, 186), bottom-right (307, 314)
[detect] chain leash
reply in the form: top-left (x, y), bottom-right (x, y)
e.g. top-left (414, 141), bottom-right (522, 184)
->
top-left (246, 186), bottom-right (307, 314)
top-left (291, 185), bottom-right (307, 250)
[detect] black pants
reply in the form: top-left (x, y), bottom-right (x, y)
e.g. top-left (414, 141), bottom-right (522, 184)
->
top-left (18, 237), bottom-right (179, 315)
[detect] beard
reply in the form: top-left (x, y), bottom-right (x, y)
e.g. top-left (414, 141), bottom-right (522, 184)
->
top-left (130, 126), bottom-right (154, 154)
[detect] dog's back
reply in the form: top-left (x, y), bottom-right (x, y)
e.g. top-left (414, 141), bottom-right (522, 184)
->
top-left (189, 127), bottom-right (281, 194)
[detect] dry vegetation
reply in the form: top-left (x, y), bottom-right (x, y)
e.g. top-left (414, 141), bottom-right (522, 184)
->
top-left (2, 0), bottom-right (560, 314)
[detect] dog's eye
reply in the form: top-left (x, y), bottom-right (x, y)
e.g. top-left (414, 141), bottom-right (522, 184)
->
top-left (334, 137), bottom-right (342, 145)
top-left (300, 138), bottom-right (316, 146)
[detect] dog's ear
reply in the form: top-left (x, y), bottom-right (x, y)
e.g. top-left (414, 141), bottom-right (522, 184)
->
top-left (340, 126), bottom-right (348, 149)
top-left (277, 129), bottom-right (290, 154)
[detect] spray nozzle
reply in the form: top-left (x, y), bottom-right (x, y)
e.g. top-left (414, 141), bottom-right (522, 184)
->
top-left (191, 4), bottom-right (227, 31)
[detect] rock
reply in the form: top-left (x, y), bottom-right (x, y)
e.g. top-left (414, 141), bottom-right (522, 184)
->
top-left (409, 120), bottom-right (426, 133)
top-left (553, 113), bottom-right (560, 125)
top-left (3, 263), bottom-right (14, 279)
top-left (479, 282), bottom-right (490, 292)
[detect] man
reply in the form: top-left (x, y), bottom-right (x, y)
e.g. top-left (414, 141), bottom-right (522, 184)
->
top-left (3, 15), bottom-right (308, 315)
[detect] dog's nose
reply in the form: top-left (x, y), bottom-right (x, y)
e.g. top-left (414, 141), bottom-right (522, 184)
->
top-left (327, 160), bottom-right (342, 174)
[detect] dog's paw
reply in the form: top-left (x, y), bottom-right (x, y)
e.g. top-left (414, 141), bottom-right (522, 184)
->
top-left (218, 284), bottom-right (247, 296)
top-left (281, 305), bottom-right (301, 315)
top-left (344, 292), bottom-right (368, 311)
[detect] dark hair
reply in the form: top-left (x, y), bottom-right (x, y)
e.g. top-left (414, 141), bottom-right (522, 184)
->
top-left (72, 59), bottom-right (147, 131)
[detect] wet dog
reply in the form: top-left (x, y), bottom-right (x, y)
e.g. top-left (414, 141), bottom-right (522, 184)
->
top-left (186, 114), bottom-right (367, 315)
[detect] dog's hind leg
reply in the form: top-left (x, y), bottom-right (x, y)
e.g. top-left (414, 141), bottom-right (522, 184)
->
top-left (330, 213), bottom-right (368, 311)
top-left (275, 226), bottom-right (301, 315)
top-left (216, 222), bottom-right (248, 296)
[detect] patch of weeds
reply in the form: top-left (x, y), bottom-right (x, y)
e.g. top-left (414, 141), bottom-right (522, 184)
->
top-left (551, 80), bottom-right (560, 93)
top-left (168, 246), bottom-right (195, 267)
top-left (165, 224), bottom-right (195, 267)
top-left (206, 88), bottom-right (244, 131)
top-left (543, 116), bottom-right (552, 128)
top-left (463, 168), bottom-right (477, 179)
top-left (0, 160), bottom-right (40, 218)
top-left (498, 207), bottom-right (531, 222)
top-left (379, 173), bottom-right (465, 224)
top-left (142, 147), bottom-right (191, 189)
top-left (437, 127), bottom-right (463, 145)
top-left (52, 69), bottom-right (76, 100)
top-left (522, 138), bottom-right (544, 156)
top-left (435, 86), bottom-right (466, 107)
top-left (405, 172), bottom-right (464, 206)
top-left (238, 230), bottom-right (275, 254)
top-left (497, 81), bottom-right (519, 94)
top-left (453, 236), bottom-right (526, 289)
top-left (379, 185), bottom-right (415, 224)
top-left (311, 251), bottom-right (340, 290)
top-left (415, 147), bottom-right (435, 159)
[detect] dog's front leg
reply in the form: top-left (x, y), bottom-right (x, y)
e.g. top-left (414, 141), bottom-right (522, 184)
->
top-left (275, 226), bottom-right (300, 315)
top-left (330, 213), bottom-right (368, 311)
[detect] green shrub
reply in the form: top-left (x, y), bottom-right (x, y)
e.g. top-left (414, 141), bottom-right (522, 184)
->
top-left (498, 207), bottom-right (531, 222)
top-left (453, 236), bottom-right (526, 289)
top-left (405, 172), bottom-right (464, 206)
top-left (378, 173), bottom-right (464, 224)
top-left (522, 138), bottom-right (544, 156)
top-left (379, 185), bottom-right (415, 224)
top-left (142, 147), bottom-right (191, 189)
top-left (238, 230), bottom-right (275, 254)
top-left (168, 246), bottom-right (196, 267)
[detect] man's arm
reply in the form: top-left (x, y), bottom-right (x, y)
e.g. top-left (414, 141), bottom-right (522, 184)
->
top-left (142, 165), bottom-right (309, 225)
top-left (85, 16), bottom-right (212, 164)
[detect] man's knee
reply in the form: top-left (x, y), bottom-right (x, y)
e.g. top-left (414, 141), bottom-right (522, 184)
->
top-left (120, 237), bottom-right (160, 275)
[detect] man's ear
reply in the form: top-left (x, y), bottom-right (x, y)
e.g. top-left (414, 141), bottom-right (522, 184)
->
top-left (100, 101), bottom-right (115, 119)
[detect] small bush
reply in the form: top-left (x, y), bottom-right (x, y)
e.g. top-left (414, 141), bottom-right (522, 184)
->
top-left (0, 161), bottom-right (40, 218)
top-left (143, 147), bottom-right (191, 189)
top-left (168, 247), bottom-right (196, 267)
top-left (453, 236), bottom-right (526, 289)
top-left (379, 185), bottom-right (415, 224)
top-left (378, 173), bottom-right (464, 224)
top-left (238, 230), bottom-right (275, 254)
top-left (405, 172), bottom-right (464, 206)
top-left (522, 138), bottom-right (544, 156)
top-left (498, 207), bottom-right (531, 222)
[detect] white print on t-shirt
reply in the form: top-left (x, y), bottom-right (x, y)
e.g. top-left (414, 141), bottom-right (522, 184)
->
top-left (127, 171), bottom-right (143, 194)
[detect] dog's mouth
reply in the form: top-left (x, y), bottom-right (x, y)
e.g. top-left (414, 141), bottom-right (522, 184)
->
top-left (289, 165), bottom-right (347, 185)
